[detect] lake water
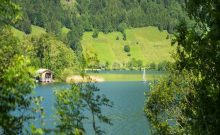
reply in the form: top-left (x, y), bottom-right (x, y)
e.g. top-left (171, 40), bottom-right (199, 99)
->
top-left (86, 69), bottom-right (166, 75)
top-left (34, 81), bottom-right (151, 135)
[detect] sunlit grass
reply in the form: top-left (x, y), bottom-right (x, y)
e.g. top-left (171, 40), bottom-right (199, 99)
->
top-left (82, 26), bottom-right (174, 66)
top-left (12, 25), bottom-right (46, 39)
top-left (30, 25), bottom-right (46, 36)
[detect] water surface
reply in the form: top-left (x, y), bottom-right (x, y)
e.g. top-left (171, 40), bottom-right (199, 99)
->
top-left (34, 81), bottom-right (151, 135)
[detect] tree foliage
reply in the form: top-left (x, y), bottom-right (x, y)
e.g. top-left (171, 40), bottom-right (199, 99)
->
top-left (0, 28), bottom-right (35, 135)
top-left (0, 1), bottom-right (37, 134)
top-left (29, 34), bottom-right (79, 78)
top-left (55, 82), bottom-right (113, 135)
top-left (13, 0), bottom-right (187, 35)
top-left (124, 45), bottom-right (130, 52)
top-left (0, 0), bottom-right (20, 26)
top-left (145, 0), bottom-right (220, 134)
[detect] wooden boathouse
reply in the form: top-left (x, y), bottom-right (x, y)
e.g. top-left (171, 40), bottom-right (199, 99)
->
top-left (36, 69), bottom-right (53, 83)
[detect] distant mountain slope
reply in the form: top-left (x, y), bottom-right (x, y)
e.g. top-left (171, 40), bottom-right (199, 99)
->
top-left (82, 26), bottom-right (174, 68)
top-left (12, 25), bottom-right (174, 69)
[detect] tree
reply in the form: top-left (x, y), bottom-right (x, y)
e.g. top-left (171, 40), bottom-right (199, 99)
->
top-left (117, 22), bottom-right (127, 33)
top-left (145, 70), bottom-right (192, 135)
top-left (116, 36), bottom-right (119, 40)
top-left (31, 34), bottom-right (79, 76)
top-left (81, 83), bottom-right (113, 135)
top-left (0, 1), bottom-right (36, 134)
top-left (145, 0), bottom-right (220, 134)
top-left (124, 45), bottom-right (130, 52)
top-left (0, 0), bottom-right (20, 26)
top-left (122, 32), bottom-right (127, 40)
top-left (55, 84), bottom-right (85, 134)
top-left (92, 29), bottom-right (99, 38)
top-left (86, 52), bottom-right (100, 69)
top-left (0, 28), bottom-right (35, 135)
top-left (67, 24), bottom-right (83, 52)
top-left (157, 61), bottom-right (168, 71)
top-left (105, 61), bottom-right (110, 69)
top-left (14, 12), bottom-right (32, 34)
top-left (149, 62), bottom-right (156, 70)
top-left (55, 82), bottom-right (113, 135)
top-left (136, 59), bottom-right (143, 70)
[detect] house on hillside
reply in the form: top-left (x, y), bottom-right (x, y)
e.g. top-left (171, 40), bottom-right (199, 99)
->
top-left (36, 69), bottom-right (53, 83)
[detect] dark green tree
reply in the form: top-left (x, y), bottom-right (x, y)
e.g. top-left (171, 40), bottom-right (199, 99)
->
top-left (0, 0), bottom-right (20, 26)
top-left (124, 45), bottom-right (130, 52)
top-left (122, 32), bottom-right (127, 40)
top-left (92, 29), bottom-right (99, 38)
top-left (145, 0), bottom-right (220, 134)
top-left (67, 24), bottom-right (84, 52)
top-left (14, 12), bottom-right (32, 34)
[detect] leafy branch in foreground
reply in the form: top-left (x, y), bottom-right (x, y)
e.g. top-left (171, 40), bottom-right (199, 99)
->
top-left (145, 0), bottom-right (220, 134)
top-left (82, 83), bottom-right (113, 135)
top-left (0, 28), bottom-right (35, 134)
top-left (55, 82), bottom-right (113, 135)
top-left (145, 70), bottom-right (195, 134)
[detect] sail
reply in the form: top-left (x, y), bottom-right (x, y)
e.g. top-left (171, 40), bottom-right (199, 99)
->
top-left (143, 69), bottom-right (146, 82)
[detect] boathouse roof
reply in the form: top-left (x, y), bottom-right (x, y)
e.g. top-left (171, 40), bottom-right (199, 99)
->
top-left (36, 69), bottom-right (52, 74)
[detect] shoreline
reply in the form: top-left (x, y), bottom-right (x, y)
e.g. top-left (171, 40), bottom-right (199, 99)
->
top-left (65, 75), bottom-right (105, 83)
top-left (51, 70), bottom-right (168, 83)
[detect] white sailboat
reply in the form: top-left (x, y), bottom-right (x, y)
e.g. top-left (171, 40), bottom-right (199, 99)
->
top-left (143, 68), bottom-right (146, 82)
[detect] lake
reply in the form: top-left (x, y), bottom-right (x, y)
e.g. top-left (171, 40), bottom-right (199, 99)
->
top-left (33, 81), bottom-right (152, 135)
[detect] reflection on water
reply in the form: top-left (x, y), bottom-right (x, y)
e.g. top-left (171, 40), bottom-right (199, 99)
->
top-left (34, 81), bottom-right (151, 135)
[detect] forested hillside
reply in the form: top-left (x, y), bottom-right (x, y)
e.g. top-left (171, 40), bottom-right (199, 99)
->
top-left (14, 0), bottom-right (186, 33)
top-left (13, 0), bottom-right (187, 53)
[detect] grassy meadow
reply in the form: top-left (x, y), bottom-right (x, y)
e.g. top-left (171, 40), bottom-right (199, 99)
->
top-left (11, 25), bottom-right (46, 40)
top-left (82, 27), bottom-right (174, 66)
top-left (11, 25), bottom-right (169, 81)
top-left (11, 25), bottom-right (174, 68)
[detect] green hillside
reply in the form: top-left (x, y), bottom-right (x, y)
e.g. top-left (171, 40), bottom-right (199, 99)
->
top-left (11, 25), bottom-right (46, 39)
top-left (31, 25), bottom-right (46, 36)
top-left (12, 25), bottom-right (174, 68)
top-left (82, 26), bottom-right (174, 67)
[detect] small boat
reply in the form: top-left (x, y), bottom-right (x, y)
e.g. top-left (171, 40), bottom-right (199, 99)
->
top-left (143, 68), bottom-right (146, 82)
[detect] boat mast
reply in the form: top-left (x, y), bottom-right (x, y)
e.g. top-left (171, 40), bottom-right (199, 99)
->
top-left (143, 68), bottom-right (146, 82)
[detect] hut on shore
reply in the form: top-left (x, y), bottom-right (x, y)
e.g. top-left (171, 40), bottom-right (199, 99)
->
top-left (36, 69), bottom-right (53, 83)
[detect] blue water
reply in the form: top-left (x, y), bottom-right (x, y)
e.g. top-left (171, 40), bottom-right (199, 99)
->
top-left (33, 81), bottom-right (151, 135)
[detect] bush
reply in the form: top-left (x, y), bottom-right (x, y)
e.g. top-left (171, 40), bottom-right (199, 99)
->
top-left (127, 58), bottom-right (143, 70)
top-left (117, 22), bottom-right (127, 33)
top-left (105, 61), bottom-right (110, 69)
top-left (122, 32), bottom-right (127, 40)
top-left (127, 53), bottom-right (131, 56)
top-left (92, 29), bottom-right (99, 38)
top-left (112, 61), bottom-right (122, 70)
top-left (60, 68), bottom-right (76, 81)
top-left (149, 62), bottom-right (156, 70)
top-left (116, 36), bottom-right (119, 40)
top-left (124, 45), bottom-right (130, 52)
top-left (157, 61), bottom-right (170, 71)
